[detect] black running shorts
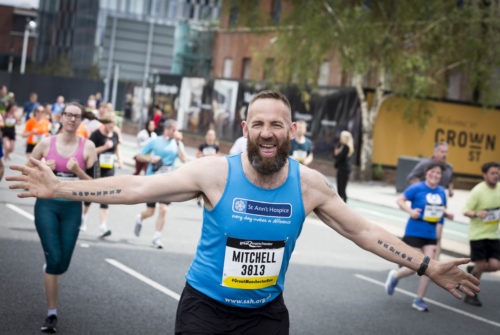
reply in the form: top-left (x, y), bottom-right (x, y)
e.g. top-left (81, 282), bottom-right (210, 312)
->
top-left (175, 282), bottom-right (290, 335)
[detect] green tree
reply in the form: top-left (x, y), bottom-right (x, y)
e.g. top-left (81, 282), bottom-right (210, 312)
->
top-left (36, 54), bottom-right (75, 77)
top-left (230, 0), bottom-right (500, 179)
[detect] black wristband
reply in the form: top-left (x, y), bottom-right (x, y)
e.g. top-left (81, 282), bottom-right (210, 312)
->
top-left (417, 256), bottom-right (430, 276)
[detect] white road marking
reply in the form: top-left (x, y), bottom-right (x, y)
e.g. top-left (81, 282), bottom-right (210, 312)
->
top-left (106, 258), bottom-right (180, 301)
top-left (6, 203), bottom-right (35, 221)
top-left (355, 207), bottom-right (468, 238)
top-left (355, 273), bottom-right (500, 328)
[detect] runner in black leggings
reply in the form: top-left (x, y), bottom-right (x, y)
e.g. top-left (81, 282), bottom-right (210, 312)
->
top-left (30, 103), bottom-right (97, 333)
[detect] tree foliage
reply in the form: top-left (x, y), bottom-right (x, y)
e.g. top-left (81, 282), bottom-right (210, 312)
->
top-left (228, 0), bottom-right (500, 178)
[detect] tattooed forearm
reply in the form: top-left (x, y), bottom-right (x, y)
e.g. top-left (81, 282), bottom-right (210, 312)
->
top-left (324, 177), bottom-right (335, 190)
top-left (378, 240), bottom-right (413, 262)
top-left (72, 189), bottom-right (122, 198)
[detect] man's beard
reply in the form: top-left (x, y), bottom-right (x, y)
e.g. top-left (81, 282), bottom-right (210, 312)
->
top-left (247, 136), bottom-right (290, 175)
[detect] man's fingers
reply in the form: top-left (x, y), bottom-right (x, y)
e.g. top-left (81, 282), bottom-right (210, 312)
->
top-left (29, 156), bottom-right (45, 168)
top-left (8, 164), bottom-right (26, 173)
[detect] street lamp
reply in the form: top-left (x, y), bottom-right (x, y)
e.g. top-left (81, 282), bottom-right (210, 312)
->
top-left (20, 20), bottom-right (37, 74)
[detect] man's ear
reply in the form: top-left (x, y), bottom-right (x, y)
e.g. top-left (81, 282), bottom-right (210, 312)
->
top-left (289, 122), bottom-right (297, 140)
top-left (242, 121), bottom-right (248, 137)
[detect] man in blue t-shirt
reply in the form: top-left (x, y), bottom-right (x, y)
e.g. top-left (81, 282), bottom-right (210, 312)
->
top-left (23, 92), bottom-right (40, 122)
top-left (289, 119), bottom-right (313, 165)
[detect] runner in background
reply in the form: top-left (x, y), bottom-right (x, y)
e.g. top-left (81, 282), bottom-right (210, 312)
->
top-left (385, 162), bottom-right (454, 312)
top-left (133, 120), bottom-right (187, 249)
top-left (196, 128), bottom-right (219, 206)
top-left (1, 102), bottom-right (20, 160)
top-left (29, 103), bottom-right (97, 333)
top-left (23, 105), bottom-right (51, 159)
top-left (81, 110), bottom-right (122, 236)
top-left (289, 119), bottom-right (313, 166)
top-left (462, 161), bottom-right (500, 307)
top-left (134, 119), bottom-right (157, 175)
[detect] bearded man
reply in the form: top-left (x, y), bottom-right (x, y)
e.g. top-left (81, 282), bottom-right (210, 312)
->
top-left (8, 90), bottom-right (479, 335)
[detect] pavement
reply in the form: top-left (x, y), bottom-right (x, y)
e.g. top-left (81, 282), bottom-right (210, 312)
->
top-left (117, 130), bottom-right (474, 258)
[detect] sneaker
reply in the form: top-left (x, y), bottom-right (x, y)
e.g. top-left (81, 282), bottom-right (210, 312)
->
top-left (41, 314), bottom-right (58, 333)
top-left (134, 214), bottom-right (142, 237)
top-left (412, 297), bottom-right (429, 312)
top-left (464, 294), bottom-right (482, 307)
top-left (152, 237), bottom-right (164, 249)
top-left (385, 269), bottom-right (399, 295)
top-left (99, 229), bottom-right (112, 239)
top-left (80, 215), bottom-right (87, 232)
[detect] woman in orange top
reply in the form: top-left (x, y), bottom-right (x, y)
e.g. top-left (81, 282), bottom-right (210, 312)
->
top-left (22, 105), bottom-right (51, 158)
top-left (76, 122), bottom-right (89, 138)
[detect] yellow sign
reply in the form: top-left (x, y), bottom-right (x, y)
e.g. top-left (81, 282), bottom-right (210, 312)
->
top-left (373, 97), bottom-right (500, 176)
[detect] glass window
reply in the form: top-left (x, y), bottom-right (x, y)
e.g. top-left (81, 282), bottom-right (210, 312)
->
top-left (317, 61), bottom-right (330, 86)
top-left (128, 0), bottom-right (145, 15)
top-left (223, 57), bottom-right (233, 78)
top-left (229, 6), bottom-right (238, 26)
top-left (271, 0), bottom-right (281, 24)
top-left (242, 58), bottom-right (251, 80)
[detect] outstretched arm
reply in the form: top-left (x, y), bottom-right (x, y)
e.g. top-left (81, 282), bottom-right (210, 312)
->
top-left (7, 156), bottom-right (207, 204)
top-left (301, 168), bottom-right (480, 300)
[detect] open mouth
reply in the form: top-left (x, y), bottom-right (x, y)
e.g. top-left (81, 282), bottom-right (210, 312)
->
top-left (259, 143), bottom-right (277, 157)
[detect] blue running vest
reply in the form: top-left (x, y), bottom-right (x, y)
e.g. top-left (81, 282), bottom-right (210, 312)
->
top-left (185, 155), bottom-right (306, 308)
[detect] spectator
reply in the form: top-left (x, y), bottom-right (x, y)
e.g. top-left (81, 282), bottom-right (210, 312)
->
top-left (333, 130), bottom-right (355, 202)
top-left (407, 142), bottom-right (454, 198)
top-left (462, 161), bottom-right (500, 307)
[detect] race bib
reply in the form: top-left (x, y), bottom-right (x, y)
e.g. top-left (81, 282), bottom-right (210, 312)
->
top-left (5, 117), bottom-right (16, 126)
top-left (155, 165), bottom-right (174, 174)
top-left (482, 208), bottom-right (500, 225)
top-left (33, 134), bottom-right (42, 144)
top-left (222, 237), bottom-right (285, 290)
top-left (292, 150), bottom-right (307, 162)
top-left (55, 171), bottom-right (79, 181)
top-left (202, 147), bottom-right (216, 156)
top-left (99, 153), bottom-right (115, 169)
top-left (423, 204), bottom-right (445, 223)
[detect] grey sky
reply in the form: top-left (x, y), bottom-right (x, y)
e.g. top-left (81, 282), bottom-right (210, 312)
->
top-left (0, 0), bottom-right (39, 8)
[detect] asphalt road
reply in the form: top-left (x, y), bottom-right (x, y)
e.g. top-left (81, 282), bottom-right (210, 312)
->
top-left (1, 141), bottom-right (499, 334)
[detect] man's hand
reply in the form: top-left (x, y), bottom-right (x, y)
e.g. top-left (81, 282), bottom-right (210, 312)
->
top-left (427, 258), bottom-right (480, 300)
top-left (66, 157), bottom-right (79, 172)
top-left (6, 157), bottom-right (60, 199)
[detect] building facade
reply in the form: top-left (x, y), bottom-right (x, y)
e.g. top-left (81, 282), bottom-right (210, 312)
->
top-left (0, 5), bottom-right (37, 73)
top-left (35, 0), bottom-right (220, 84)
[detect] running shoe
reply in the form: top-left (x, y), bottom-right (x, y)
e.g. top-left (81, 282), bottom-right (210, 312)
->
top-left (384, 269), bottom-right (399, 295)
top-left (79, 215), bottom-right (87, 232)
top-left (99, 229), bottom-right (112, 239)
top-left (152, 237), bottom-right (164, 249)
top-left (41, 314), bottom-right (58, 333)
top-left (412, 297), bottom-right (429, 312)
top-left (134, 214), bottom-right (142, 237)
top-left (464, 294), bottom-right (482, 307)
